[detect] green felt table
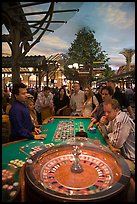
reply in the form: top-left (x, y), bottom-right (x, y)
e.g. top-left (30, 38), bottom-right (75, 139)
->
top-left (2, 116), bottom-right (107, 164)
top-left (2, 116), bottom-right (107, 202)
top-left (2, 117), bottom-right (131, 202)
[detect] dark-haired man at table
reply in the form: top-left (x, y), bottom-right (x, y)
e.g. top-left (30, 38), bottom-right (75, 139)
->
top-left (9, 83), bottom-right (46, 141)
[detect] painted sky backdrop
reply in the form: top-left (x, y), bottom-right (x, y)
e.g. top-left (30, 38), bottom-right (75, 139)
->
top-left (2, 2), bottom-right (135, 70)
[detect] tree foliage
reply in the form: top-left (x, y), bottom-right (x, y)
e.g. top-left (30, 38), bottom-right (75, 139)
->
top-left (103, 64), bottom-right (116, 78)
top-left (68, 27), bottom-right (109, 63)
top-left (64, 27), bottom-right (110, 83)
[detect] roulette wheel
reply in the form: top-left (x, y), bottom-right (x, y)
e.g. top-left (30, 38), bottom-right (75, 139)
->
top-left (24, 138), bottom-right (130, 202)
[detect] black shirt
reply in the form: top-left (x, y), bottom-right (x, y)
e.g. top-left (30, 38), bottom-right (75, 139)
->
top-left (113, 88), bottom-right (130, 110)
top-left (53, 95), bottom-right (70, 115)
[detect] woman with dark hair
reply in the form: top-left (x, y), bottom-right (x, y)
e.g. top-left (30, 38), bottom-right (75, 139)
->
top-left (53, 87), bottom-right (70, 116)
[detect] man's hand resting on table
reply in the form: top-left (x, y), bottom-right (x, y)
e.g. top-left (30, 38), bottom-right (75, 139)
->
top-left (33, 127), bottom-right (46, 140)
top-left (34, 134), bottom-right (46, 140)
top-left (34, 127), bottom-right (42, 134)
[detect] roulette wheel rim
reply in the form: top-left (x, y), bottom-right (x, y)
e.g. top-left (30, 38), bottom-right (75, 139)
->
top-left (24, 139), bottom-right (130, 202)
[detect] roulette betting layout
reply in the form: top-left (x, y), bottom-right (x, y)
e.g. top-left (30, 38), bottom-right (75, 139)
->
top-left (24, 139), bottom-right (130, 202)
top-left (53, 120), bottom-right (85, 141)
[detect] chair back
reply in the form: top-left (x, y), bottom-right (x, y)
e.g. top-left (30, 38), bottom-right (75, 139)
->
top-left (41, 107), bottom-right (53, 121)
top-left (5, 104), bottom-right (12, 115)
top-left (62, 107), bottom-right (72, 116)
top-left (2, 115), bottom-right (11, 143)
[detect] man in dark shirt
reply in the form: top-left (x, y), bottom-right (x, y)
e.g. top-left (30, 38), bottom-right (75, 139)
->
top-left (9, 83), bottom-right (45, 141)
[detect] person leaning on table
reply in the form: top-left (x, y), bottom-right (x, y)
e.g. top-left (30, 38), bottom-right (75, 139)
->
top-left (99, 98), bottom-right (135, 174)
top-left (88, 86), bottom-right (114, 129)
top-left (9, 83), bottom-right (46, 141)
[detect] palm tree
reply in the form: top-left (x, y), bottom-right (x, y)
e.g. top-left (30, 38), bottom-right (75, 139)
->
top-left (119, 49), bottom-right (135, 72)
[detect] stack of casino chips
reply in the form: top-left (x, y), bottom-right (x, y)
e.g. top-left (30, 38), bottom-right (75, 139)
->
top-left (9, 159), bottom-right (25, 168)
top-left (2, 169), bottom-right (14, 185)
top-left (2, 169), bottom-right (19, 201)
top-left (29, 145), bottom-right (43, 156)
top-left (45, 143), bottom-right (54, 148)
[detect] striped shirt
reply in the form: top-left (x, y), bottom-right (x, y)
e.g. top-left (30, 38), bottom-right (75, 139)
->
top-left (35, 92), bottom-right (53, 113)
top-left (107, 110), bottom-right (135, 162)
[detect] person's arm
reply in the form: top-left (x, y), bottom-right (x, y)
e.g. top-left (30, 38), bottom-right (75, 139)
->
top-left (98, 121), bottom-right (121, 153)
top-left (33, 133), bottom-right (46, 140)
top-left (121, 92), bottom-right (135, 120)
top-left (49, 98), bottom-right (55, 115)
top-left (88, 118), bottom-right (97, 129)
top-left (35, 124), bottom-right (42, 128)
top-left (59, 105), bottom-right (68, 112)
top-left (91, 95), bottom-right (99, 116)
top-left (127, 106), bottom-right (135, 120)
top-left (91, 106), bottom-right (98, 116)
top-left (57, 96), bottom-right (70, 115)
top-left (107, 122), bottom-right (131, 148)
top-left (88, 104), bottom-right (101, 129)
top-left (105, 138), bottom-right (121, 153)
top-left (36, 93), bottom-right (45, 108)
top-left (38, 93), bottom-right (52, 107)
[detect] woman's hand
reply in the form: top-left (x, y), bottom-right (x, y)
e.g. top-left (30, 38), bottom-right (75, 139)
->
top-left (56, 109), bottom-right (61, 115)
top-left (88, 122), bottom-right (94, 130)
top-left (42, 120), bottom-right (48, 125)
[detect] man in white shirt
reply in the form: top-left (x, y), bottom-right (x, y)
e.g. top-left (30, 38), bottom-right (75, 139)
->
top-left (70, 82), bottom-right (85, 116)
top-left (101, 98), bottom-right (135, 165)
top-left (35, 86), bottom-right (54, 124)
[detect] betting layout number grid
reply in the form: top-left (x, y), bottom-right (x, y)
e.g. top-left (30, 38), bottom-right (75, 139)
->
top-left (53, 120), bottom-right (85, 142)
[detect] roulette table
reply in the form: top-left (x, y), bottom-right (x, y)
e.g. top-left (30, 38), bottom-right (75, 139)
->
top-left (2, 116), bottom-right (131, 202)
top-left (41, 116), bottom-right (107, 145)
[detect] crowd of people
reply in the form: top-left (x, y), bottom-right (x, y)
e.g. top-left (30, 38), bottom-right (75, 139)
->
top-left (2, 80), bottom-right (135, 174)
